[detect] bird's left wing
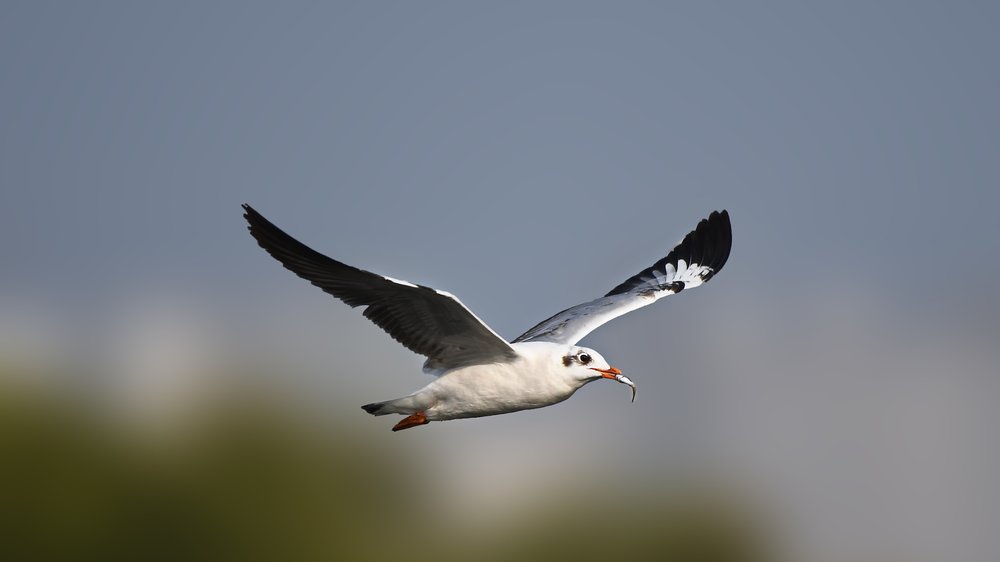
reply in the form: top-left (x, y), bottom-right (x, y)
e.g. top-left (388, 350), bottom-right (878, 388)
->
top-left (513, 210), bottom-right (731, 345)
top-left (243, 205), bottom-right (518, 371)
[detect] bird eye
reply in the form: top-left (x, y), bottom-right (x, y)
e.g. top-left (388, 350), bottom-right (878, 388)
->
top-left (578, 353), bottom-right (591, 364)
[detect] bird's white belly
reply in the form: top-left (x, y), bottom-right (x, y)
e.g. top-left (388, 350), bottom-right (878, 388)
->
top-left (421, 363), bottom-right (574, 420)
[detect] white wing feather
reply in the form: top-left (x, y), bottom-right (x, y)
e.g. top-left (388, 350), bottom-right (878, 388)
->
top-left (514, 211), bottom-right (731, 345)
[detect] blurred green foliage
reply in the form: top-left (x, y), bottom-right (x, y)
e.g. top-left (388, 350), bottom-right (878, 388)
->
top-left (0, 367), bottom-right (769, 562)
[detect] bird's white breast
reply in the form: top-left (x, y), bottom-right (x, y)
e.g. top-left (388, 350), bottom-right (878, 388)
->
top-left (420, 344), bottom-right (577, 420)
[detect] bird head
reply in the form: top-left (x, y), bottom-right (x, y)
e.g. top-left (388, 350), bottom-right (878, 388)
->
top-left (560, 346), bottom-right (636, 402)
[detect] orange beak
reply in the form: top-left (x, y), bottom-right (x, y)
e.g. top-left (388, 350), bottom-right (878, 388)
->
top-left (591, 366), bottom-right (622, 379)
top-left (590, 366), bottom-right (636, 402)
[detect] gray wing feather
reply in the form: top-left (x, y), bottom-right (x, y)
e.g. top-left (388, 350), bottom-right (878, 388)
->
top-left (514, 210), bottom-right (731, 345)
top-left (244, 205), bottom-right (518, 371)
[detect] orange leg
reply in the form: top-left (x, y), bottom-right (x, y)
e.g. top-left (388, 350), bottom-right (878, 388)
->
top-left (392, 412), bottom-right (429, 432)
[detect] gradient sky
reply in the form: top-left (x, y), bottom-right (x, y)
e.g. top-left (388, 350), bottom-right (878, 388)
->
top-left (2, 3), bottom-right (999, 561)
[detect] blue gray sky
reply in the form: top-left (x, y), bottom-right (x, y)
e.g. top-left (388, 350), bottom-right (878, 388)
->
top-left (2, 3), bottom-right (999, 561)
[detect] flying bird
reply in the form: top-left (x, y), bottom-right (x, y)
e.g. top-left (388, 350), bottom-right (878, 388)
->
top-left (243, 204), bottom-right (731, 431)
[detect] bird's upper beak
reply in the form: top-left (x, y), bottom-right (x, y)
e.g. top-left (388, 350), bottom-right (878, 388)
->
top-left (590, 366), bottom-right (636, 402)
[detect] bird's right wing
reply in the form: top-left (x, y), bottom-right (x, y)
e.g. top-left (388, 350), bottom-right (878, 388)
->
top-left (513, 210), bottom-right (731, 345)
top-left (243, 205), bottom-right (518, 371)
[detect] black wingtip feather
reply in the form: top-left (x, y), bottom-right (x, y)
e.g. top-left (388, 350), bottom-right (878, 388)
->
top-left (699, 209), bottom-right (732, 282)
top-left (604, 209), bottom-right (732, 297)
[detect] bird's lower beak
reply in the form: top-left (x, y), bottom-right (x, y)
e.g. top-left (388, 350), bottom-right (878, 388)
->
top-left (591, 366), bottom-right (636, 403)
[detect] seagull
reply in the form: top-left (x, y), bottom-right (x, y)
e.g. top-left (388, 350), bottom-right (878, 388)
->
top-left (243, 204), bottom-right (731, 431)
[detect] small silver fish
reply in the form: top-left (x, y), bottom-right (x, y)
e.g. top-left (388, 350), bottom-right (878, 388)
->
top-left (615, 373), bottom-right (636, 402)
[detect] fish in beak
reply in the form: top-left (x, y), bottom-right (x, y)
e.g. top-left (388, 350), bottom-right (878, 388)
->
top-left (591, 366), bottom-right (636, 402)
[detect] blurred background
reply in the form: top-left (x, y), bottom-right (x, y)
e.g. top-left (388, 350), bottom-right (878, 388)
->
top-left (1, 2), bottom-right (998, 561)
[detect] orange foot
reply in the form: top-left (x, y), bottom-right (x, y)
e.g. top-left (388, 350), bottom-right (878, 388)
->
top-left (392, 412), bottom-right (429, 432)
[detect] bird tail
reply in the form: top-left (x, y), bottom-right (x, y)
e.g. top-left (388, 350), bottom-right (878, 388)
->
top-left (360, 398), bottom-right (410, 416)
top-left (361, 394), bottom-right (425, 416)
top-left (361, 401), bottom-right (391, 416)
